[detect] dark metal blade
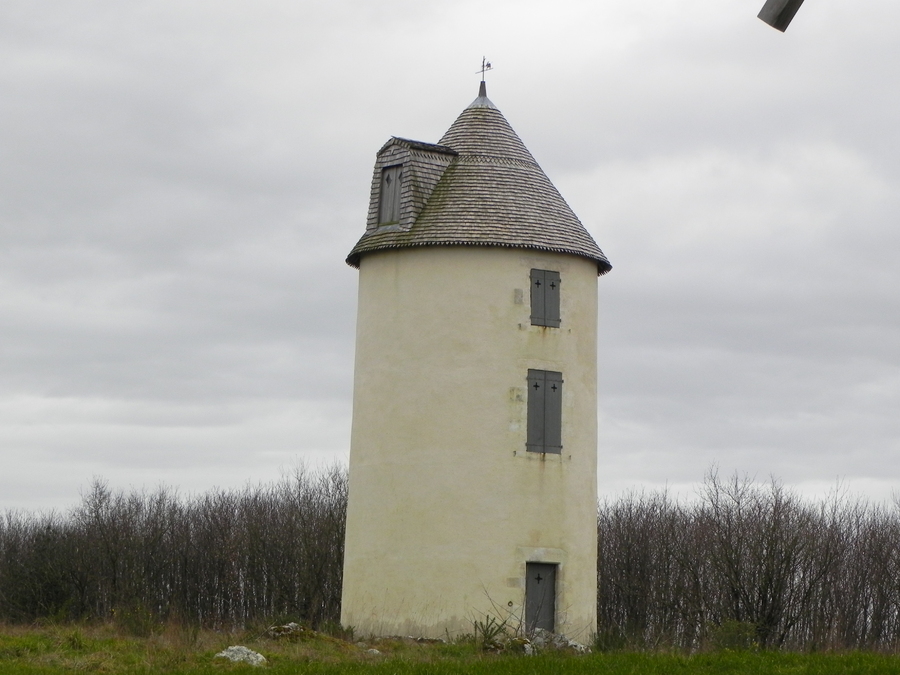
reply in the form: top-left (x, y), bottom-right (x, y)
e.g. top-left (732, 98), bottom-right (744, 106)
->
top-left (758, 0), bottom-right (805, 32)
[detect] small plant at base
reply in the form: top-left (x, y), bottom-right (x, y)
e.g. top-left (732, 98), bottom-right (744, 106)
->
top-left (472, 614), bottom-right (508, 651)
top-left (320, 621), bottom-right (354, 641)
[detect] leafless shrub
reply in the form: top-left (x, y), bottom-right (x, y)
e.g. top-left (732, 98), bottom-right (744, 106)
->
top-left (3, 465), bottom-right (899, 651)
top-left (0, 465), bottom-right (347, 630)
top-left (598, 471), bottom-right (900, 652)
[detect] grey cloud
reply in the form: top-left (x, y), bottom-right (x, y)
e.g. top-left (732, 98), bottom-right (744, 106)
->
top-left (2, 0), bottom-right (899, 510)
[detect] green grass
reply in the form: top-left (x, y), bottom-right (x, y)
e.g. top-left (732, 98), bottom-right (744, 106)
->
top-left (2, 623), bottom-right (900, 674)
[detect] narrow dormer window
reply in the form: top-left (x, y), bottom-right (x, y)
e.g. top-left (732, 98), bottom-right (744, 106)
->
top-left (378, 165), bottom-right (403, 225)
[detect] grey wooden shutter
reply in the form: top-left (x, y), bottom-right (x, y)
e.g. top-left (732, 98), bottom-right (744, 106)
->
top-left (527, 369), bottom-right (563, 454)
top-left (544, 370), bottom-right (563, 453)
top-left (530, 269), bottom-right (546, 325)
top-left (526, 369), bottom-right (545, 453)
top-left (378, 165), bottom-right (402, 224)
top-left (530, 269), bottom-right (561, 327)
top-left (544, 271), bottom-right (561, 328)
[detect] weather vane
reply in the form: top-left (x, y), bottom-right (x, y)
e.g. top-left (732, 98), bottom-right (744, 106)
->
top-left (477, 57), bottom-right (493, 81)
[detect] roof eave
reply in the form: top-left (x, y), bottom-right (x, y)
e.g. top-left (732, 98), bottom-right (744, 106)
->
top-left (346, 241), bottom-right (612, 276)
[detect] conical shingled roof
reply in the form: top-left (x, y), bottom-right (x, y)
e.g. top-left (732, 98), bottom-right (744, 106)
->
top-left (346, 86), bottom-right (611, 274)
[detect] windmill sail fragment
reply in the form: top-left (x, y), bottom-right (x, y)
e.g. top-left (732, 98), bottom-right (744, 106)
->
top-left (758, 0), bottom-right (805, 32)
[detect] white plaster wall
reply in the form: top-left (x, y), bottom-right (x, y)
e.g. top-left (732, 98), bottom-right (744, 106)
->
top-left (341, 246), bottom-right (598, 639)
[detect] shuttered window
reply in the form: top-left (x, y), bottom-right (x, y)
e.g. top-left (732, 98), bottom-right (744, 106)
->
top-left (378, 165), bottom-right (403, 224)
top-left (530, 269), bottom-right (560, 327)
top-left (526, 369), bottom-right (563, 454)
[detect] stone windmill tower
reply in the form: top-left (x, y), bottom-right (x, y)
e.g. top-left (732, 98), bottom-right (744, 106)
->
top-left (341, 82), bottom-right (611, 639)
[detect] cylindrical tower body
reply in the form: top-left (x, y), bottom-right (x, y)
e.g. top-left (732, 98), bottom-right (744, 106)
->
top-left (341, 86), bottom-right (610, 640)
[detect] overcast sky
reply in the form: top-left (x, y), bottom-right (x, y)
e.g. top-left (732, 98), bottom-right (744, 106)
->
top-left (2, 0), bottom-right (899, 511)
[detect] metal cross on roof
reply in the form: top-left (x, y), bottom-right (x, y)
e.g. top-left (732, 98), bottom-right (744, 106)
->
top-left (758, 0), bottom-right (805, 32)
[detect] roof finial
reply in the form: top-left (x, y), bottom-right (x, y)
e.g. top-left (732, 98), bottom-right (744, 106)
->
top-left (477, 57), bottom-right (492, 97)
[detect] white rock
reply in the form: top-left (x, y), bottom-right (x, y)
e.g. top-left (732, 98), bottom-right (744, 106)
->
top-left (267, 622), bottom-right (304, 638)
top-left (214, 645), bottom-right (267, 666)
top-left (528, 629), bottom-right (589, 653)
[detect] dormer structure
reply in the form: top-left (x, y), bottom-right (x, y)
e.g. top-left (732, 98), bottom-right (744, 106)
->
top-left (364, 138), bottom-right (457, 232)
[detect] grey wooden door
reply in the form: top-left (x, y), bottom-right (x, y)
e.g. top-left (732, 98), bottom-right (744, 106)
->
top-left (525, 562), bottom-right (556, 633)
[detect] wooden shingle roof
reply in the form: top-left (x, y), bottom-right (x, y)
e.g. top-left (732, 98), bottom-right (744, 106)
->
top-left (347, 86), bottom-right (611, 274)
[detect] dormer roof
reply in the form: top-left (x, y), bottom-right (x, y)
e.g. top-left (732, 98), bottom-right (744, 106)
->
top-left (346, 85), bottom-right (611, 275)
